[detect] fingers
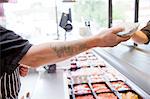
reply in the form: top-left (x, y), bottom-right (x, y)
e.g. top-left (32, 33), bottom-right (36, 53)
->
top-left (20, 70), bottom-right (28, 77)
top-left (117, 35), bottom-right (131, 42)
top-left (111, 27), bottom-right (131, 44)
top-left (110, 27), bottom-right (124, 34)
top-left (19, 65), bottom-right (29, 77)
top-left (20, 67), bottom-right (28, 73)
top-left (110, 26), bottom-right (131, 42)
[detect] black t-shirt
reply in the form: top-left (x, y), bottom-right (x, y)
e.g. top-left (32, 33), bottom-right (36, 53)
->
top-left (141, 21), bottom-right (150, 44)
top-left (0, 26), bottom-right (32, 77)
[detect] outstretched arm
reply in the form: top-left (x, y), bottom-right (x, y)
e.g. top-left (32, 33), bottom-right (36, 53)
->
top-left (19, 27), bottom-right (130, 68)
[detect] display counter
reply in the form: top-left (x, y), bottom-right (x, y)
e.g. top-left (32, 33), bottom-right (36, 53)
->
top-left (63, 49), bottom-right (150, 99)
top-left (23, 44), bottom-right (150, 99)
top-left (93, 43), bottom-right (150, 95)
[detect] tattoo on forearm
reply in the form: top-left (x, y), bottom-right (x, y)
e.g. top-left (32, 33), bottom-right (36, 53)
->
top-left (52, 43), bottom-right (87, 58)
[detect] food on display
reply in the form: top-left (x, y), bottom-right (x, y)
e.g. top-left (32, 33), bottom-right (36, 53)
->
top-left (92, 83), bottom-right (111, 93)
top-left (88, 60), bottom-right (106, 67)
top-left (104, 73), bottom-right (119, 81)
top-left (90, 75), bottom-right (104, 82)
top-left (70, 57), bottom-right (78, 62)
top-left (78, 61), bottom-right (90, 67)
top-left (97, 93), bottom-right (117, 99)
top-left (101, 67), bottom-right (122, 81)
top-left (96, 60), bottom-right (105, 67)
top-left (71, 67), bottom-right (102, 76)
top-left (76, 94), bottom-right (94, 99)
top-left (111, 81), bottom-right (130, 91)
top-left (66, 50), bottom-right (143, 99)
top-left (70, 63), bottom-right (78, 70)
top-left (121, 91), bottom-right (140, 99)
top-left (69, 74), bottom-right (104, 84)
top-left (72, 76), bottom-right (88, 84)
top-left (77, 55), bottom-right (88, 61)
top-left (102, 67), bottom-right (119, 75)
top-left (74, 84), bottom-right (91, 94)
top-left (88, 56), bottom-right (98, 60)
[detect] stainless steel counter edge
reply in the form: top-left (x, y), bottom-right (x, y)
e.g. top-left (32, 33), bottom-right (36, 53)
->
top-left (63, 72), bottom-right (70, 99)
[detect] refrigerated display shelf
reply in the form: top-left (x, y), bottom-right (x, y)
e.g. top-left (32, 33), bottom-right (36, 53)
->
top-left (63, 50), bottom-right (148, 99)
top-left (67, 71), bottom-right (142, 99)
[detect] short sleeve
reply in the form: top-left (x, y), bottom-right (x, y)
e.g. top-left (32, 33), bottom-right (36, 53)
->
top-left (141, 21), bottom-right (150, 44)
top-left (0, 26), bottom-right (32, 75)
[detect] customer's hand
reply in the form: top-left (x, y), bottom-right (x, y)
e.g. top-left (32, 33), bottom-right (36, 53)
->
top-left (131, 31), bottom-right (149, 44)
top-left (94, 27), bottom-right (130, 47)
top-left (19, 64), bottom-right (29, 77)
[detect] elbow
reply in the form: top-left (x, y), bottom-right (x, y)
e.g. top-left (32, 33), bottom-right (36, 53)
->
top-left (19, 58), bottom-right (41, 68)
top-left (27, 62), bottom-right (40, 68)
top-left (19, 61), bottom-right (39, 68)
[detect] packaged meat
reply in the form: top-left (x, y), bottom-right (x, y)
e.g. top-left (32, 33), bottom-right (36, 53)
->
top-left (111, 80), bottom-right (131, 91)
top-left (74, 84), bottom-right (91, 94)
top-left (76, 94), bottom-right (94, 99)
top-left (92, 83), bottom-right (111, 93)
top-left (97, 93), bottom-right (117, 99)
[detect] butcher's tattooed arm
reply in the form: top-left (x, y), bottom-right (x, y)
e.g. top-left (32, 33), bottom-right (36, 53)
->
top-left (52, 43), bottom-right (87, 58)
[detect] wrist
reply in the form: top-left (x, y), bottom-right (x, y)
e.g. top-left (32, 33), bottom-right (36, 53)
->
top-left (86, 36), bottom-right (99, 48)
